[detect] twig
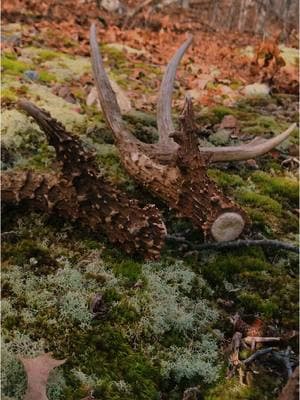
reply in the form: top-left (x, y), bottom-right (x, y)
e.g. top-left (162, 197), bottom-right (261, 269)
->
top-left (227, 332), bottom-right (242, 379)
top-left (166, 235), bottom-right (299, 254)
top-left (243, 347), bottom-right (275, 365)
top-left (230, 332), bottom-right (243, 366)
top-left (244, 336), bottom-right (280, 350)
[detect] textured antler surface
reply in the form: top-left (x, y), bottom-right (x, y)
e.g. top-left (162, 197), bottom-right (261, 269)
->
top-left (2, 100), bottom-right (166, 259)
top-left (89, 23), bottom-right (295, 242)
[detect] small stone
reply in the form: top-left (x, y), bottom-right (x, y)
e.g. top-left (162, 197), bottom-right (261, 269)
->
top-left (220, 115), bottom-right (239, 130)
top-left (101, 0), bottom-right (121, 12)
top-left (242, 83), bottom-right (270, 96)
top-left (23, 70), bottom-right (39, 81)
top-left (245, 159), bottom-right (259, 169)
top-left (90, 293), bottom-right (108, 319)
top-left (182, 386), bottom-right (201, 400)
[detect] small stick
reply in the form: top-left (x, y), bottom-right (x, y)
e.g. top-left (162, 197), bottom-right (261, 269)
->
top-left (166, 235), bottom-right (299, 254)
top-left (243, 347), bottom-right (275, 365)
top-left (244, 336), bottom-right (280, 350)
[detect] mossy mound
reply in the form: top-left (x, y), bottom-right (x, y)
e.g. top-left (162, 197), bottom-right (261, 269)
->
top-left (2, 213), bottom-right (221, 400)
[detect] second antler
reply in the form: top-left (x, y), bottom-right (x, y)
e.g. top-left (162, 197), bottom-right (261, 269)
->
top-left (90, 23), bottom-right (296, 242)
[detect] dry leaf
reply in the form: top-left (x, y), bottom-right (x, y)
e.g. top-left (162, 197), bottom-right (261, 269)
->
top-left (87, 83), bottom-right (132, 114)
top-left (20, 352), bottom-right (66, 400)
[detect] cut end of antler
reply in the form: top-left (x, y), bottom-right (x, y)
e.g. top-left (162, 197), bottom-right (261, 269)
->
top-left (211, 212), bottom-right (245, 242)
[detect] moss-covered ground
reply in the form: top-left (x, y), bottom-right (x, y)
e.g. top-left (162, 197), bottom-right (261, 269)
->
top-left (1, 21), bottom-right (299, 400)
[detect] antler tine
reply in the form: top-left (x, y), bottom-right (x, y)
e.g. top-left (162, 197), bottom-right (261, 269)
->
top-left (90, 23), bottom-right (137, 143)
top-left (200, 123), bottom-right (297, 162)
top-left (157, 35), bottom-right (193, 149)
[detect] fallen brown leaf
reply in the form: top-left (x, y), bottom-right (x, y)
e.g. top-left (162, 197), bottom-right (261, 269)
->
top-left (20, 352), bottom-right (66, 400)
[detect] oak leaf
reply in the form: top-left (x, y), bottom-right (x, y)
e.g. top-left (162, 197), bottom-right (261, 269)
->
top-left (20, 352), bottom-right (66, 400)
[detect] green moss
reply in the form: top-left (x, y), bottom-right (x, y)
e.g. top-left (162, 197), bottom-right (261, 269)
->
top-left (201, 254), bottom-right (270, 287)
top-left (101, 44), bottom-right (128, 69)
top-left (2, 238), bottom-right (58, 274)
top-left (205, 371), bottom-right (283, 400)
top-left (208, 169), bottom-right (244, 189)
top-left (251, 171), bottom-right (299, 205)
top-left (235, 190), bottom-right (282, 215)
top-left (2, 56), bottom-right (32, 75)
top-left (112, 260), bottom-right (143, 285)
top-left (241, 115), bottom-right (287, 136)
top-left (36, 48), bottom-right (62, 61)
top-left (237, 95), bottom-right (276, 109)
top-left (229, 81), bottom-right (242, 90)
top-left (1, 87), bottom-right (17, 103)
top-left (211, 105), bottom-right (236, 121)
top-left (38, 70), bottom-right (57, 83)
top-left (94, 144), bottom-right (132, 185)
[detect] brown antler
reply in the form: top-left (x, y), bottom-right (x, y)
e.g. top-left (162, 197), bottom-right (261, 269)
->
top-left (2, 100), bottom-right (166, 259)
top-left (89, 23), bottom-right (294, 242)
top-left (155, 30), bottom-right (296, 161)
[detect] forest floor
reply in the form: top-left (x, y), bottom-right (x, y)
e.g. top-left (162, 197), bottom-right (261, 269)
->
top-left (1, 1), bottom-right (299, 400)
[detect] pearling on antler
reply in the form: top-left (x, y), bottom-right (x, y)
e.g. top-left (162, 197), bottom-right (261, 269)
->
top-left (90, 23), bottom-right (296, 242)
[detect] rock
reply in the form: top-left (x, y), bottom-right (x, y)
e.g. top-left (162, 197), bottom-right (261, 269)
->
top-left (23, 70), bottom-right (39, 81)
top-left (209, 128), bottom-right (231, 145)
top-left (87, 83), bottom-right (132, 114)
top-left (52, 85), bottom-right (77, 104)
top-left (220, 115), bottom-right (239, 130)
top-left (242, 83), bottom-right (270, 96)
top-left (101, 0), bottom-right (121, 12)
top-left (245, 159), bottom-right (259, 170)
top-left (182, 386), bottom-right (201, 400)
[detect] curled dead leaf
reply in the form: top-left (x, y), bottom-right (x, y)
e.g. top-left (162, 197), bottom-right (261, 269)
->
top-left (20, 352), bottom-right (66, 400)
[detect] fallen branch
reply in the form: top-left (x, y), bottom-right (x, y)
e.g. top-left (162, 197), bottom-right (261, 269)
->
top-left (230, 332), bottom-right (243, 366)
top-left (166, 235), bottom-right (300, 253)
top-left (243, 347), bottom-right (275, 365)
top-left (244, 336), bottom-right (280, 351)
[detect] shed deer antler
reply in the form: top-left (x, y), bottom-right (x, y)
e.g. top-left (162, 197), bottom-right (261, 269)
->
top-left (90, 23), bottom-right (296, 242)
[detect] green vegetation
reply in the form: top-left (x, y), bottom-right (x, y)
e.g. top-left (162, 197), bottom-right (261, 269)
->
top-left (1, 29), bottom-right (299, 400)
top-left (252, 171), bottom-right (299, 205)
top-left (2, 215), bottom-right (221, 400)
top-left (236, 190), bottom-right (282, 215)
top-left (2, 56), bottom-right (32, 75)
